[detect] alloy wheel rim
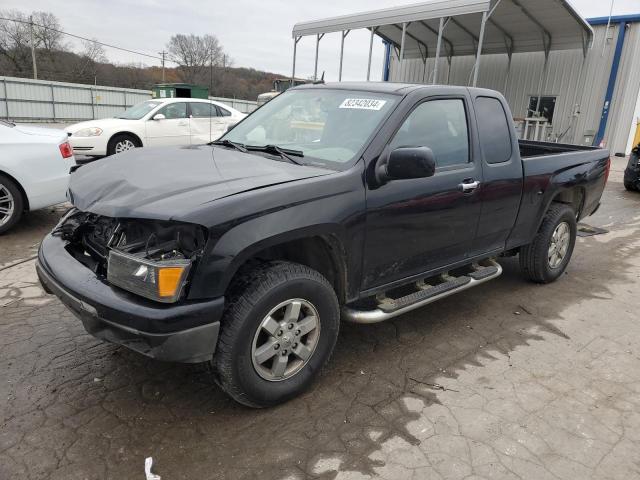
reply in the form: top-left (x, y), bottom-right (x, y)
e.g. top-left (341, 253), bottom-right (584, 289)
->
top-left (548, 221), bottom-right (570, 268)
top-left (251, 298), bottom-right (321, 382)
top-left (0, 184), bottom-right (15, 227)
top-left (115, 139), bottom-right (135, 153)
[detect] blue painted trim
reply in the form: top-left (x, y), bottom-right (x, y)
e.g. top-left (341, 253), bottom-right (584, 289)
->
top-left (593, 21), bottom-right (627, 146)
top-left (382, 41), bottom-right (391, 81)
top-left (587, 14), bottom-right (640, 26)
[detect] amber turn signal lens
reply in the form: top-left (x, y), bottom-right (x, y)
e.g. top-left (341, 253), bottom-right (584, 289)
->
top-left (158, 267), bottom-right (186, 298)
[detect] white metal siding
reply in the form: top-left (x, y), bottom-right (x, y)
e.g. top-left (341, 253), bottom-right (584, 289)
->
top-left (0, 76), bottom-right (258, 122)
top-left (389, 23), bottom-right (639, 154)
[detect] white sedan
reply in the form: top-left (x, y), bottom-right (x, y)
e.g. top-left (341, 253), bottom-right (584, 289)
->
top-left (66, 98), bottom-right (246, 157)
top-left (0, 120), bottom-right (75, 234)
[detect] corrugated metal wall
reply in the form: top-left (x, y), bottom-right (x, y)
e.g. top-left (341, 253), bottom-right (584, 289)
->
top-left (0, 76), bottom-right (258, 121)
top-left (389, 22), bottom-right (640, 154)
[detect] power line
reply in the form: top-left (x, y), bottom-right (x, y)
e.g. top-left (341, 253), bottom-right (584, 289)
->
top-left (0, 15), bottom-right (175, 64)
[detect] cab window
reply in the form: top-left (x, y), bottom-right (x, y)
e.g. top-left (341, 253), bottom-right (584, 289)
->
top-left (389, 99), bottom-right (469, 167)
top-left (157, 102), bottom-right (187, 119)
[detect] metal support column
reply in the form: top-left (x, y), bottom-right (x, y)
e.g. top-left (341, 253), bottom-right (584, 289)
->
top-left (339, 30), bottom-right (350, 81)
top-left (50, 84), bottom-right (56, 122)
top-left (291, 36), bottom-right (301, 85)
top-left (399, 23), bottom-right (407, 72)
top-left (367, 27), bottom-right (376, 81)
top-left (472, 12), bottom-right (488, 87)
top-left (433, 17), bottom-right (445, 84)
top-left (314, 33), bottom-right (324, 81)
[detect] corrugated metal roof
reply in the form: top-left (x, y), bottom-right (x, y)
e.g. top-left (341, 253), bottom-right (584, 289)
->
top-left (292, 0), bottom-right (593, 58)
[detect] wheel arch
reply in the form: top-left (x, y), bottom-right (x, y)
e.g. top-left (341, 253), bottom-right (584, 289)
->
top-left (108, 131), bottom-right (144, 149)
top-left (0, 169), bottom-right (30, 211)
top-left (222, 231), bottom-right (348, 304)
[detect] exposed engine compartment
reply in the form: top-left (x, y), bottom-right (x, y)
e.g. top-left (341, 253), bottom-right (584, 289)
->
top-left (53, 209), bottom-right (207, 276)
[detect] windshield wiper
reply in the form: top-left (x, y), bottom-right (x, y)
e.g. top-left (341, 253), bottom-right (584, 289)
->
top-left (210, 139), bottom-right (248, 152)
top-left (246, 144), bottom-right (304, 165)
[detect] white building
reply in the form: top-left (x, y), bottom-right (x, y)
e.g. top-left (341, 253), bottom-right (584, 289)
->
top-left (292, 2), bottom-right (640, 155)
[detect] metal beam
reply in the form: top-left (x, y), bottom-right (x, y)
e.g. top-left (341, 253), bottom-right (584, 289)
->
top-left (291, 36), bottom-right (301, 84)
top-left (313, 33), bottom-right (325, 81)
top-left (418, 19), bottom-right (454, 57)
top-left (367, 27), bottom-right (376, 81)
top-left (399, 23), bottom-right (407, 70)
top-left (472, 11), bottom-right (487, 87)
top-left (392, 23), bottom-right (430, 61)
top-left (487, 18), bottom-right (514, 55)
top-left (339, 30), bottom-right (350, 81)
top-left (511, 0), bottom-right (552, 53)
top-left (433, 17), bottom-right (445, 84)
top-left (451, 17), bottom-right (479, 46)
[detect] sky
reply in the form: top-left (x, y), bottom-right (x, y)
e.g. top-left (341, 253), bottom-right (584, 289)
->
top-left (3, 0), bottom-right (640, 85)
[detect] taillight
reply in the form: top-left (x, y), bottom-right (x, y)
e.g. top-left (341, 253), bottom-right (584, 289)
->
top-left (59, 141), bottom-right (73, 159)
top-left (604, 157), bottom-right (611, 185)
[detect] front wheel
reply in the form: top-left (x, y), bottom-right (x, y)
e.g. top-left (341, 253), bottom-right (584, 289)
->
top-left (214, 261), bottom-right (340, 407)
top-left (519, 203), bottom-right (577, 283)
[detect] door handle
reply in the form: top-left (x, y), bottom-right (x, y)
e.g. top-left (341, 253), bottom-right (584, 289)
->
top-left (459, 180), bottom-right (480, 193)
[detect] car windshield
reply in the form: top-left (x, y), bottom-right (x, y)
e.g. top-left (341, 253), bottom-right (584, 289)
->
top-left (222, 88), bottom-right (398, 168)
top-left (116, 101), bottom-right (163, 120)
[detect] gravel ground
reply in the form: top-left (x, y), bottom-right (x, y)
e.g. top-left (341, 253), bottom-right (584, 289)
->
top-left (0, 157), bottom-right (639, 480)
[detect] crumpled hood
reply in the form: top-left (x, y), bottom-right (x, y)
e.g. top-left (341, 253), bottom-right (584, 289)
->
top-left (68, 145), bottom-right (332, 221)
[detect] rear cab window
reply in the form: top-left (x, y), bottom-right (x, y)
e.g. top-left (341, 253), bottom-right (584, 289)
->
top-left (475, 96), bottom-right (513, 164)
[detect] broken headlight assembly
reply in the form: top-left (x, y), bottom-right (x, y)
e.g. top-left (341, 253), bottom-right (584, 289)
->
top-left (107, 250), bottom-right (191, 303)
top-left (57, 211), bottom-right (207, 303)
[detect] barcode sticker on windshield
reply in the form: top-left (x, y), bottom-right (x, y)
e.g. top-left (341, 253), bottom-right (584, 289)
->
top-left (339, 98), bottom-right (387, 110)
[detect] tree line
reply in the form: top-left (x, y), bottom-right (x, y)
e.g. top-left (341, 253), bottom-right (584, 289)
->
top-left (0, 10), bottom-right (281, 100)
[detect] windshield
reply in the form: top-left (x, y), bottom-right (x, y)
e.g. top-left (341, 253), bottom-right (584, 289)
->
top-left (116, 100), bottom-right (163, 120)
top-left (223, 88), bottom-right (398, 168)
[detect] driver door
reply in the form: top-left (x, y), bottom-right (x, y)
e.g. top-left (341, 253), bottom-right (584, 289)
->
top-left (145, 102), bottom-right (190, 147)
top-left (362, 95), bottom-right (483, 290)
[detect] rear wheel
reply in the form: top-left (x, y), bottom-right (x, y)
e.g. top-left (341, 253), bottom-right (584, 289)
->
top-left (0, 174), bottom-right (24, 235)
top-left (519, 203), bottom-right (577, 283)
top-left (107, 133), bottom-right (140, 156)
top-left (214, 261), bottom-right (340, 408)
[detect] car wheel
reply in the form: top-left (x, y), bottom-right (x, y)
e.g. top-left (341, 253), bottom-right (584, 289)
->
top-left (214, 261), bottom-right (340, 408)
top-left (107, 134), bottom-right (140, 156)
top-left (0, 174), bottom-right (24, 235)
top-left (624, 179), bottom-right (636, 191)
top-left (519, 203), bottom-right (577, 284)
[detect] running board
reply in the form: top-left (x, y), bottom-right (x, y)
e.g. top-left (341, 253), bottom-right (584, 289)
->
top-left (342, 260), bottom-right (502, 324)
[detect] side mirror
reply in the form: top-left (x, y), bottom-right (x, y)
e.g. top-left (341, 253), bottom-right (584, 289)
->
top-left (378, 147), bottom-right (436, 182)
top-left (152, 113), bottom-right (166, 121)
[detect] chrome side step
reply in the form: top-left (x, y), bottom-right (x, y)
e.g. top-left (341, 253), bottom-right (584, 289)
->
top-left (342, 260), bottom-right (502, 324)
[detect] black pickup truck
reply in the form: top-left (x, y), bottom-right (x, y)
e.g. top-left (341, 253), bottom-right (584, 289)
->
top-left (37, 83), bottom-right (610, 407)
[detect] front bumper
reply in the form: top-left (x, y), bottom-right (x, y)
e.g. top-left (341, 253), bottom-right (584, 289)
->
top-left (37, 234), bottom-right (224, 363)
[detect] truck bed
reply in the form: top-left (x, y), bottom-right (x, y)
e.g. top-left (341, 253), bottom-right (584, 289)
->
top-left (519, 139), bottom-right (600, 158)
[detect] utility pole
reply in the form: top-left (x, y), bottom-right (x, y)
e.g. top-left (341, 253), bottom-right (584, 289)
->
top-left (158, 50), bottom-right (166, 82)
top-left (29, 15), bottom-right (37, 79)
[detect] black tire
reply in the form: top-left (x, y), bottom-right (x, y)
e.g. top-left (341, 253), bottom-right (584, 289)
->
top-left (519, 203), bottom-right (577, 284)
top-left (0, 174), bottom-right (24, 235)
top-left (624, 179), bottom-right (636, 191)
top-left (214, 261), bottom-right (340, 408)
top-left (107, 133), bottom-right (140, 156)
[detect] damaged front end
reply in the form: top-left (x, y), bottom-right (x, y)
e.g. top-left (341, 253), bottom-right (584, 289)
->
top-left (54, 209), bottom-right (207, 303)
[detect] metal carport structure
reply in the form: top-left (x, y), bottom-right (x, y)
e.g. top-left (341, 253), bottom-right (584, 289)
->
top-left (291, 0), bottom-right (593, 88)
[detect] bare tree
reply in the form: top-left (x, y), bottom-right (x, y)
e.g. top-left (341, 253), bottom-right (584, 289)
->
top-left (0, 10), bottom-right (32, 74)
top-left (166, 33), bottom-right (225, 84)
top-left (31, 11), bottom-right (65, 51)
